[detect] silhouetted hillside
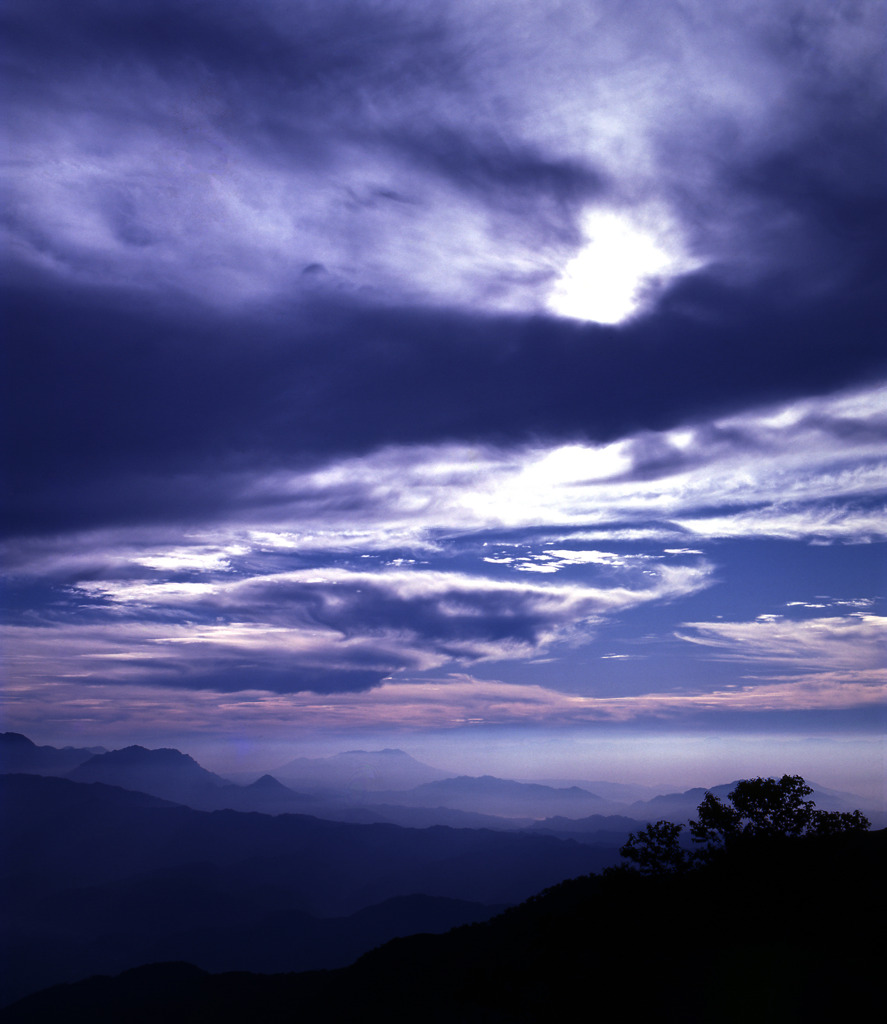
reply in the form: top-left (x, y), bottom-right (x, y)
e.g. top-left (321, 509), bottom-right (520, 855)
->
top-left (0, 774), bottom-right (620, 1006)
top-left (526, 812), bottom-right (643, 844)
top-left (348, 802), bottom-right (536, 830)
top-left (69, 745), bottom-right (231, 807)
top-left (372, 774), bottom-right (608, 818)
top-left (0, 732), bottom-right (106, 775)
top-left (4, 828), bottom-right (882, 1022)
top-left (628, 781), bottom-right (739, 821)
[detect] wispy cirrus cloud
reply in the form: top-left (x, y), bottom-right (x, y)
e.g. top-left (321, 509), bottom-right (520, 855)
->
top-left (676, 613), bottom-right (886, 674)
top-left (3, 379), bottom-right (882, 705)
top-left (4, 558), bottom-right (713, 694)
top-left (4, 663), bottom-right (882, 746)
top-left (5, 380), bottom-right (883, 582)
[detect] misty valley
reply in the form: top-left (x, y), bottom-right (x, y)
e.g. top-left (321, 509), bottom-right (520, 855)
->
top-left (1, 732), bottom-right (882, 1021)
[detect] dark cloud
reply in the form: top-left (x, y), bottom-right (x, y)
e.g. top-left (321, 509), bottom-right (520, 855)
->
top-left (79, 663), bottom-right (387, 695)
top-left (3, 266), bottom-right (884, 535)
top-left (1, 0), bottom-right (434, 89)
top-left (144, 664), bottom-right (388, 696)
top-left (227, 576), bottom-right (554, 648)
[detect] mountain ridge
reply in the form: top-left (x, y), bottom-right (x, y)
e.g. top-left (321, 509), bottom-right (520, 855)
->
top-left (0, 732), bottom-right (107, 775)
top-left (4, 733), bottom-right (878, 825)
top-left (4, 827), bottom-right (882, 1021)
top-left (0, 772), bottom-right (622, 1006)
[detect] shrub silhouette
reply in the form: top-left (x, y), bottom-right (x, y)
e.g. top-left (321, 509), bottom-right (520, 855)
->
top-left (621, 774), bottom-right (870, 873)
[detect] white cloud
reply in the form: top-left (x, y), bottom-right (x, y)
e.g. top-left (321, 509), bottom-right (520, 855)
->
top-left (3, 381), bottom-right (882, 699)
top-left (226, 381), bottom-right (886, 550)
top-left (3, 382), bottom-right (884, 586)
top-left (4, 0), bottom-right (883, 314)
top-left (546, 205), bottom-right (702, 323)
top-left (29, 560), bottom-right (711, 688)
top-left (676, 614), bottom-right (887, 673)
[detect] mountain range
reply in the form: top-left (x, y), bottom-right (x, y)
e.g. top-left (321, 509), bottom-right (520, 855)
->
top-left (2, 731), bottom-right (876, 828)
top-left (1, 732), bottom-right (881, 1011)
top-left (0, 771), bottom-right (619, 1006)
top-left (0, 732), bottom-right (107, 775)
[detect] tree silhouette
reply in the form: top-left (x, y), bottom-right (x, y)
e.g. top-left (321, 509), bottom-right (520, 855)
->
top-left (690, 775), bottom-right (870, 857)
top-left (619, 820), bottom-right (689, 875)
top-left (621, 775), bottom-right (870, 873)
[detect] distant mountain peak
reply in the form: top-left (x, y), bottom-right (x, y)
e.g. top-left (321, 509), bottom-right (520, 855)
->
top-left (336, 748), bottom-right (419, 761)
top-left (272, 747), bottom-right (452, 793)
top-left (69, 744), bottom-right (228, 803)
top-left (247, 774), bottom-right (293, 793)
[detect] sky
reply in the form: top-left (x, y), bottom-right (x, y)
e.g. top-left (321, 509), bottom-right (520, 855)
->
top-left (2, 0), bottom-right (885, 802)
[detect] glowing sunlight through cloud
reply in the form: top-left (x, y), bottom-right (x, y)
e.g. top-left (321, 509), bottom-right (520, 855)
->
top-left (547, 206), bottom-right (701, 323)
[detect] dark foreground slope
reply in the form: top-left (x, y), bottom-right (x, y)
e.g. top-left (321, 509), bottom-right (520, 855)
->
top-left (4, 828), bottom-right (883, 1024)
top-left (0, 774), bottom-right (619, 1005)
